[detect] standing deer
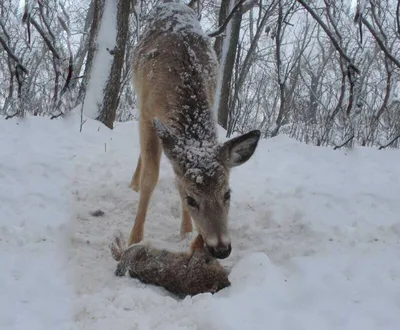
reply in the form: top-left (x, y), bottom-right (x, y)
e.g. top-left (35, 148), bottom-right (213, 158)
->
top-left (128, 0), bottom-right (260, 259)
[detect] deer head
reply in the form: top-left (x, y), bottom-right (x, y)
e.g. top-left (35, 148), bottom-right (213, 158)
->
top-left (153, 118), bottom-right (260, 259)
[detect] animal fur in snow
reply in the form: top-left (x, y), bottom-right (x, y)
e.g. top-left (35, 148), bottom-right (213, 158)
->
top-left (110, 231), bottom-right (231, 297)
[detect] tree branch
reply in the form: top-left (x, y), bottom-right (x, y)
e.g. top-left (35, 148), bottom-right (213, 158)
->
top-left (360, 16), bottom-right (400, 69)
top-left (58, 12), bottom-right (74, 96)
top-left (333, 135), bottom-right (355, 150)
top-left (208, 0), bottom-right (246, 37)
top-left (0, 35), bottom-right (29, 74)
top-left (296, 0), bottom-right (360, 74)
top-left (27, 16), bottom-right (61, 59)
top-left (379, 134), bottom-right (400, 150)
top-left (397, 0), bottom-right (400, 35)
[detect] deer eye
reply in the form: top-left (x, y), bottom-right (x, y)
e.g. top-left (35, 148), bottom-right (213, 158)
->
top-left (205, 258), bottom-right (212, 264)
top-left (186, 196), bottom-right (198, 208)
top-left (224, 190), bottom-right (231, 202)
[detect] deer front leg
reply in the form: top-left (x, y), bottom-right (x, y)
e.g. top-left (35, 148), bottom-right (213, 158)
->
top-left (128, 124), bottom-right (161, 246)
top-left (129, 155), bottom-right (142, 192)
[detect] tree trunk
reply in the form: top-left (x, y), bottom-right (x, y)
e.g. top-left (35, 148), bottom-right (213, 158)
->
top-left (271, 0), bottom-right (285, 137)
top-left (216, 3), bottom-right (242, 130)
top-left (213, 0), bottom-right (229, 60)
top-left (77, 0), bottom-right (105, 105)
top-left (72, 0), bottom-right (95, 94)
top-left (97, 0), bottom-right (131, 129)
top-left (227, 6), bottom-right (274, 135)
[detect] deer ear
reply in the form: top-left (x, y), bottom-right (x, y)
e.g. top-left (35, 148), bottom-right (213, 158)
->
top-left (153, 118), bottom-right (177, 151)
top-left (219, 130), bottom-right (261, 168)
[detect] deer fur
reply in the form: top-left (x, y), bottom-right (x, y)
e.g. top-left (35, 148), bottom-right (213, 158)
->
top-left (110, 231), bottom-right (231, 297)
top-left (128, 0), bottom-right (260, 259)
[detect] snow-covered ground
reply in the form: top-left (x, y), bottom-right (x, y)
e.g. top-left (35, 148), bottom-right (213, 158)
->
top-left (0, 116), bottom-right (75, 330)
top-left (1, 113), bottom-right (400, 330)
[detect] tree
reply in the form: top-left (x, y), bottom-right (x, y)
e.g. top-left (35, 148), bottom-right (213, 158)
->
top-left (215, 0), bottom-right (243, 130)
top-left (97, 0), bottom-right (132, 129)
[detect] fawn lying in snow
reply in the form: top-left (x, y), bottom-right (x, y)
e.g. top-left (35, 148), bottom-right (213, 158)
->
top-left (110, 231), bottom-right (231, 297)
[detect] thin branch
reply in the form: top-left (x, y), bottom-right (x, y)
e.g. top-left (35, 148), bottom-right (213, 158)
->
top-left (28, 16), bottom-right (61, 59)
top-left (296, 0), bottom-right (360, 74)
top-left (15, 65), bottom-right (24, 98)
top-left (50, 112), bottom-right (63, 119)
top-left (5, 112), bottom-right (19, 120)
top-left (58, 14), bottom-right (73, 96)
top-left (0, 18), bottom-right (10, 41)
top-left (22, 0), bottom-right (32, 45)
top-left (360, 16), bottom-right (400, 69)
top-left (37, 0), bottom-right (56, 43)
top-left (346, 66), bottom-right (356, 116)
top-left (0, 35), bottom-right (29, 74)
top-left (379, 134), bottom-right (400, 150)
top-left (397, 0), bottom-right (400, 35)
top-left (208, 0), bottom-right (246, 37)
top-left (333, 135), bottom-right (355, 150)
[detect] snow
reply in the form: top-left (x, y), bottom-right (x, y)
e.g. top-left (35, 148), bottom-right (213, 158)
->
top-left (0, 116), bottom-right (75, 330)
top-left (1, 112), bottom-right (400, 329)
top-left (144, 1), bottom-right (207, 38)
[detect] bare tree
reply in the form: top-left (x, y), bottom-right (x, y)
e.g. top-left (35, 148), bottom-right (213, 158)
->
top-left (97, 0), bottom-right (132, 129)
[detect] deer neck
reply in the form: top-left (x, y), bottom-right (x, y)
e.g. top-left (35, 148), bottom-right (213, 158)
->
top-left (167, 83), bottom-right (217, 148)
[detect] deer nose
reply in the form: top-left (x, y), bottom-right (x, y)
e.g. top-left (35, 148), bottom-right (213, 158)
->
top-left (207, 243), bottom-right (232, 259)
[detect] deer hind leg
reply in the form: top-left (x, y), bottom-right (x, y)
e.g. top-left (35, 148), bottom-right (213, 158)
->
top-left (180, 201), bottom-right (193, 239)
top-left (128, 121), bottom-right (161, 246)
top-left (129, 155), bottom-right (142, 192)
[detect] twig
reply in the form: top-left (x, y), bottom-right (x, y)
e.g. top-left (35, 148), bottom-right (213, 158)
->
top-left (208, 0), bottom-right (246, 37)
top-left (333, 135), bottom-right (355, 150)
top-left (379, 134), bottom-right (400, 150)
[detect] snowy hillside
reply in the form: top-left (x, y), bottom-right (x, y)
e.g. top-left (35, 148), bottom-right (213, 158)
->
top-left (1, 113), bottom-right (400, 330)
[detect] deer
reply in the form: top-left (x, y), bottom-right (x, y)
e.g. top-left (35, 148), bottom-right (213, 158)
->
top-left (128, 0), bottom-right (260, 259)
